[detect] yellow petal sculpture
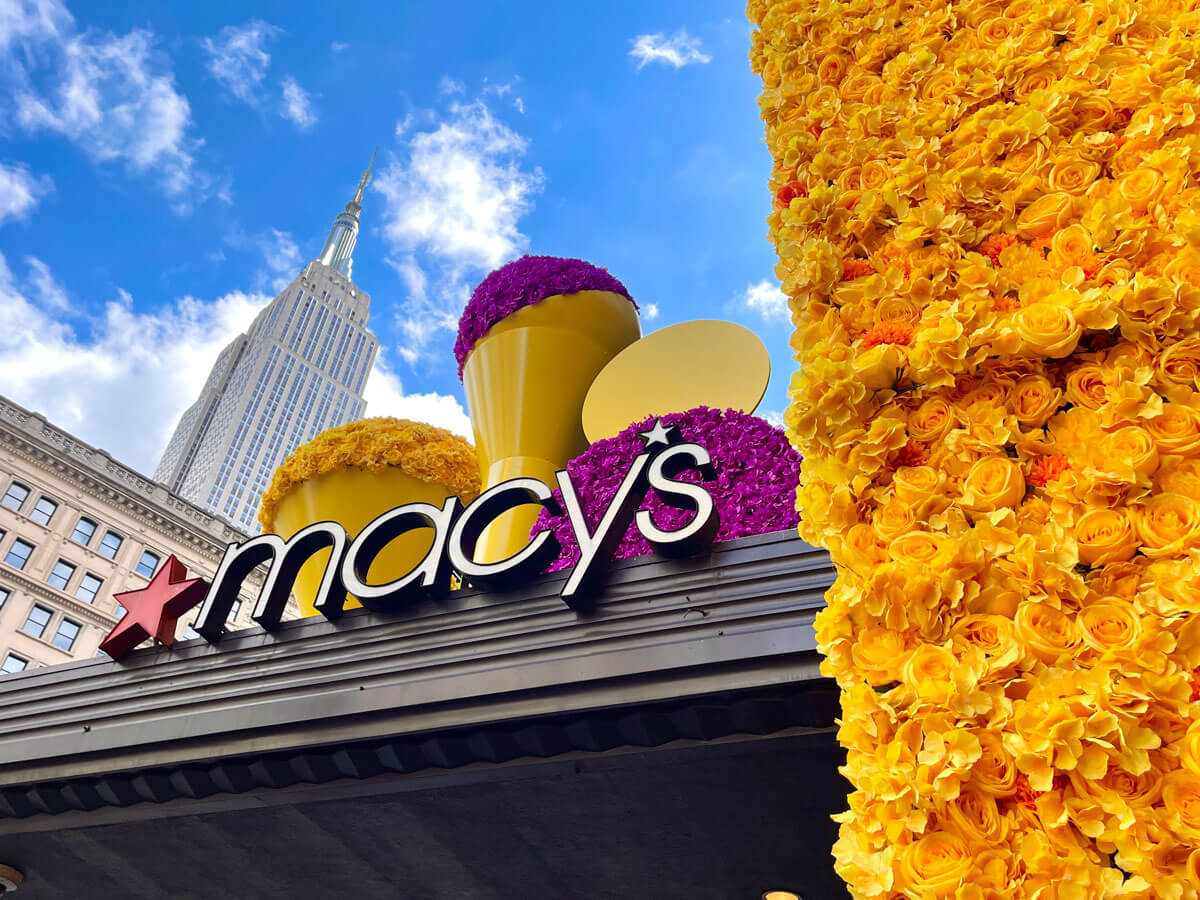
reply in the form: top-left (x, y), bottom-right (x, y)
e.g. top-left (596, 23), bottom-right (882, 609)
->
top-left (456, 256), bottom-right (641, 563)
top-left (751, 0), bottom-right (1200, 895)
top-left (259, 418), bottom-right (480, 615)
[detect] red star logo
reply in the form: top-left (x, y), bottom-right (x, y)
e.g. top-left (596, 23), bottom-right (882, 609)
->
top-left (99, 555), bottom-right (210, 660)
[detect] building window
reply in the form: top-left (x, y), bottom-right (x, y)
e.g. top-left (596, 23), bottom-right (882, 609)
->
top-left (70, 517), bottom-right (97, 547)
top-left (29, 496), bottom-right (58, 526)
top-left (229, 598), bottom-right (242, 622)
top-left (135, 550), bottom-right (160, 578)
top-left (75, 573), bottom-right (103, 604)
top-left (46, 559), bottom-right (76, 591)
top-left (21, 604), bottom-right (52, 639)
top-left (0, 586), bottom-right (7, 611)
top-left (52, 618), bottom-right (81, 652)
top-left (114, 603), bottom-right (126, 618)
top-left (5, 539), bottom-right (33, 570)
top-left (1, 653), bottom-right (27, 674)
top-left (1, 482), bottom-right (29, 512)
top-left (98, 531), bottom-right (123, 560)
top-left (183, 622), bottom-right (201, 640)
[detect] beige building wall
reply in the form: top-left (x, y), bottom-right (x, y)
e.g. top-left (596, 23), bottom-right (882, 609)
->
top-left (0, 395), bottom-right (291, 676)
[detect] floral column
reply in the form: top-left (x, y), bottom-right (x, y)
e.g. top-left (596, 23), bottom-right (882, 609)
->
top-left (750, 0), bottom-right (1200, 895)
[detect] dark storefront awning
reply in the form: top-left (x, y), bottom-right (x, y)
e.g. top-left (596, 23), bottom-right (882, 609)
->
top-left (0, 531), bottom-right (849, 899)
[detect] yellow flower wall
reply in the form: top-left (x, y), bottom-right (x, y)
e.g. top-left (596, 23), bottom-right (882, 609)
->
top-left (749, 0), bottom-right (1200, 895)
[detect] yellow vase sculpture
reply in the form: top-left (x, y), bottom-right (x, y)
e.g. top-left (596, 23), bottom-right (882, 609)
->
top-left (461, 289), bottom-right (641, 563)
top-left (259, 418), bottom-right (480, 615)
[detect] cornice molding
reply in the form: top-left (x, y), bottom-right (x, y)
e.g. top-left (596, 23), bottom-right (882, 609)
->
top-left (0, 565), bottom-right (116, 630)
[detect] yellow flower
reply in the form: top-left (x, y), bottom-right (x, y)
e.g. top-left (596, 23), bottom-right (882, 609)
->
top-left (1014, 602), bottom-right (1080, 663)
top-left (908, 396), bottom-right (958, 442)
top-left (1064, 364), bottom-right (1108, 410)
top-left (1158, 338), bottom-right (1200, 390)
top-left (972, 731), bottom-right (1018, 797)
top-left (897, 832), bottom-right (973, 898)
top-left (259, 417), bottom-right (480, 532)
top-left (1163, 772), bottom-right (1200, 841)
top-left (902, 643), bottom-right (959, 703)
top-left (1013, 303), bottom-right (1083, 358)
top-left (1145, 404), bottom-right (1200, 456)
top-left (1106, 426), bottom-right (1160, 477)
top-left (1016, 192), bottom-right (1076, 239)
top-left (1078, 599), bottom-right (1140, 652)
top-left (961, 456), bottom-right (1026, 512)
top-left (1010, 374), bottom-right (1063, 428)
top-left (1134, 493), bottom-right (1200, 557)
top-left (851, 626), bottom-right (913, 684)
top-left (1074, 508), bottom-right (1138, 566)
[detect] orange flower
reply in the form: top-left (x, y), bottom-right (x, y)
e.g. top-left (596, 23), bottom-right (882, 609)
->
top-left (862, 322), bottom-right (914, 347)
top-left (979, 233), bottom-right (1018, 264)
top-left (893, 439), bottom-right (929, 468)
top-left (843, 258), bottom-right (874, 280)
top-left (1028, 454), bottom-right (1070, 487)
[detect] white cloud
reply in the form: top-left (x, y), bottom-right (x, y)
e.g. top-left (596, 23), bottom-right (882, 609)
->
top-left (741, 279), bottom-right (789, 323)
top-left (0, 251), bottom-right (270, 471)
top-left (25, 256), bottom-right (69, 310)
top-left (374, 99), bottom-right (544, 362)
top-left (643, 302), bottom-right (660, 321)
top-left (761, 409), bottom-right (784, 428)
top-left (0, 161), bottom-right (52, 224)
top-left (438, 76), bottom-right (464, 96)
top-left (362, 357), bottom-right (472, 438)
top-left (280, 75), bottom-right (317, 129)
top-left (202, 20), bottom-right (277, 104)
top-left (257, 228), bottom-right (300, 290)
top-left (6, 2), bottom-right (201, 203)
top-left (630, 29), bottom-right (712, 69)
top-left (330, 41), bottom-right (349, 54)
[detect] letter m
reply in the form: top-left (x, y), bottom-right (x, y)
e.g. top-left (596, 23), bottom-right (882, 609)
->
top-left (192, 521), bottom-right (348, 641)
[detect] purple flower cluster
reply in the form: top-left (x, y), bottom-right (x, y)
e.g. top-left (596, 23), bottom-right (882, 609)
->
top-left (533, 407), bottom-right (802, 572)
top-left (454, 255), bottom-right (636, 378)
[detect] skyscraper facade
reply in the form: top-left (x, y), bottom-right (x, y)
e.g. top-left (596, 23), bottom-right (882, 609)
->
top-left (155, 156), bottom-right (381, 532)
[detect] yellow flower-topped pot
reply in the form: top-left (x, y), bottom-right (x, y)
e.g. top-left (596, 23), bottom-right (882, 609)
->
top-left (259, 418), bottom-right (480, 615)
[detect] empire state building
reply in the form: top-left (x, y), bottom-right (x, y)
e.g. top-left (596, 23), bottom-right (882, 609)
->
top-left (155, 153), bottom-right (381, 532)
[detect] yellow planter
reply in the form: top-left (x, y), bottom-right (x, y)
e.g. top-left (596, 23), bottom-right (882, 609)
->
top-left (271, 465), bottom-right (462, 616)
top-left (462, 289), bottom-right (640, 563)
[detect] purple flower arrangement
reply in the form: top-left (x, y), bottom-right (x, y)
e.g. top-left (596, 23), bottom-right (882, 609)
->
top-left (454, 255), bottom-right (636, 378)
top-left (533, 407), bottom-right (802, 572)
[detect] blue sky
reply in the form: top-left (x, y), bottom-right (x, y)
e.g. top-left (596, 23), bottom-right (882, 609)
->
top-left (0, 0), bottom-right (790, 474)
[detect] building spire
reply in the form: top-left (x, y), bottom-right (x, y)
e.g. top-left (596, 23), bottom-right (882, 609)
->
top-left (318, 148), bottom-right (375, 280)
top-left (351, 147), bottom-right (377, 208)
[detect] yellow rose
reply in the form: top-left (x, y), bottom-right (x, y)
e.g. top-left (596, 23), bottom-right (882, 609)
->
top-left (902, 643), bottom-right (957, 703)
top-left (875, 496), bottom-right (918, 540)
top-left (1048, 159), bottom-right (1102, 195)
top-left (962, 383), bottom-right (1007, 410)
top-left (952, 613), bottom-right (1014, 657)
top-left (851, 627), bottom-right (913, 684)
top-left (1119, 167), bottom-right (1165, 214)
top-left (1162, 458), bottom-right (1200, 497)
top-left (1010, 374), bottom-right (1063, 427)
top-left (1179, 725), bottom-right (1200, 776)
top-left (1071, 762), bottom-right (1163, 809)
top-left (1016, 192), bottom-right (1076, 238)
top-left (874, 296), bottom-right (920, 327)
top-left (1163, 772), bottom-right (1200, 841)
top-left (1064, 363), bottom-right (1108, 409)
top-left (945, 786), bottom-right (1005, 842)
top-left (893, 465), bottom-right (943, 504)
top-left (854, 343), bottom-right (906, 391)
top-left (897, 832), bottom-right (973, 898)
top-left (1013, 303), bottom-right (1083, 357)
top-left (961, 456), bottom-right (1026, 512)
top-left (909, 396), bottom-right (958, 442)
top-left (1014, 601), bottom-right (1080, 663)
top-left (1189, 848), bottom-right (1200, 891)
top-left (1078, 598), bottom-right (1140, 652)
top-left (1134, 492), bottom-right (1200, 557)
top-left (1075, 508), bottom-right (1138, 565)
top-left (1146, 404), bottom-right (1200, 456)
top-left (816, 52), bottom-right (849, 85)
top-left (972, 731), bottom-right (1018, 797)
top-left (1074, 95), bottom-right (1117, 131)
top-left (860, 159), bottom-right (891, 192)
top-left (1106, 426), bottom-right (1159, 477)
top-left (889, 530), bottom-right (958, 570)
top-left (1158, 338), bottom-right (1200, 389)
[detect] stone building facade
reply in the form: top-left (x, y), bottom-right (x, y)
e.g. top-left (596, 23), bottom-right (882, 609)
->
top-left (0, 395), bottom-right (285, 675)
